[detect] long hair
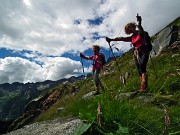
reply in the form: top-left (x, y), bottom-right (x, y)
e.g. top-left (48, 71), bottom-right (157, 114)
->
top-left (124, 22), bottom-right (136, 35)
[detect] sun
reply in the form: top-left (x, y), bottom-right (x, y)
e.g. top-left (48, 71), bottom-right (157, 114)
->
top-left (23, 0), bottom-right (31, 6)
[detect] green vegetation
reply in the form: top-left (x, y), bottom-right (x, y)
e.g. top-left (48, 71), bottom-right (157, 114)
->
top-left (166, 17), bottom-right (180, 28)
top-left (0, 92), bottom-right (19, 119)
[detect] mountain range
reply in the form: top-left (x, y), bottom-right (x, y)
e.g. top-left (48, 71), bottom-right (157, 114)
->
top-left (0, 75), bottom-right (84, 133)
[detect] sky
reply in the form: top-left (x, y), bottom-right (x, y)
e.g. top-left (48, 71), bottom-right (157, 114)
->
top-left (0, 0), bottom-right (179, 84)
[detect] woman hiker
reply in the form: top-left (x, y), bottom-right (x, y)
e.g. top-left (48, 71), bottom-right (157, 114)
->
top-left (106, 15), bottom-right (150, 92)
top-left (80, 45), bottom-right (105, 95)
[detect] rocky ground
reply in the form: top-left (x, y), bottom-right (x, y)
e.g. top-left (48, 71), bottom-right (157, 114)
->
top-left (4, 117), bottom-right (83, 135)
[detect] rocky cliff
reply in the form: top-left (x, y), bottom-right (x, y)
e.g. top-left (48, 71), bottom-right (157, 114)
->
top-left (151, 17), bottom-right (179, 56)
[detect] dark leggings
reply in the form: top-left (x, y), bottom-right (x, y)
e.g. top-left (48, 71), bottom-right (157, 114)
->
top-left (134, 51), bottom-right (149, 76)
top-left (92, 68), bottom-right (102, 88)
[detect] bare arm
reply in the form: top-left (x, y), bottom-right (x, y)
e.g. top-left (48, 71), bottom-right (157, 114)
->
top-left (80, 53), bottom-right (90, 60)
top-left (111, 36), bottom-right (132, 42)
top-left (83, 56), bottom-right (89, 60)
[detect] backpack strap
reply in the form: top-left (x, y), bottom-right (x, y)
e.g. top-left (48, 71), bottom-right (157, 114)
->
top-left (92, 54), bottom-right (101, 67)
top-left (93, 53), bottom-right (104, 67)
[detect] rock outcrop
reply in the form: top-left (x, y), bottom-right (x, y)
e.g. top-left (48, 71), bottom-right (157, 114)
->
top-left (6, 117), bottom-right (83, 135)
top-left (151, 18), bottom-right (180, 56)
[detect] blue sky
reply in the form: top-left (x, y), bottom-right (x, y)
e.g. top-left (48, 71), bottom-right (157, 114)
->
top-left (0, 0), bottom-right (179, 84)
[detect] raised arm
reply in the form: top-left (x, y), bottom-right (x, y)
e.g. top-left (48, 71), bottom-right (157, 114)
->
top-left (106, 36), bottom-right (132, 43)
top-left (136, 13), bottom-right (145, 36)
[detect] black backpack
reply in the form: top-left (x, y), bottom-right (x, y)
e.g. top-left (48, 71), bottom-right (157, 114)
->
top-left (143, 31), bottom-right (153, 52)
top-left (99, 53), bottom-right (106, 66)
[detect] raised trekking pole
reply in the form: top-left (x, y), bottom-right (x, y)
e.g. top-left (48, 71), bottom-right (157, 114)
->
top-left (80, 57), bottom-right (88, 91)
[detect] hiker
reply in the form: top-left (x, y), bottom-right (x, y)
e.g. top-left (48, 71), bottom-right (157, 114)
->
top-left (80, 45), bottom-right (105, 95)
top-left (106, 15), bottom-right (149, 92)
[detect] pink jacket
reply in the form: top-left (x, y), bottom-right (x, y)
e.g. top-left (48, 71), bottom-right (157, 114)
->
top-left (88, 54), bottom-right (102, 70)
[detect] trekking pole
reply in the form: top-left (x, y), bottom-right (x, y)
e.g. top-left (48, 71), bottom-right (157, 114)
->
top-left (108, 42), bottom-right (127, 86)
top-left (152, 47), bottom-right (157, 55)
top-left (80, 57), bottom-right (88, 91)
top-left (149, 55), bottom-right (158, 79)
top-left (107, 42), bottom-right (122, 74)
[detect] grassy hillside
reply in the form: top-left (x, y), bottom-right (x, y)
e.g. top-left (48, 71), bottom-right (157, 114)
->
top-left (33, 44), bottom-right (180, 134)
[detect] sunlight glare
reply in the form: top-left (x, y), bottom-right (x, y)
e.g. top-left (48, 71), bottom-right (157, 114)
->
top-left (23, 0), bottom-right (31, 6)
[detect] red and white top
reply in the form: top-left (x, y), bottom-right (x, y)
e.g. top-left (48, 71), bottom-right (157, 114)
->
top-left (131, 33), bottom-right (145, 49)
top-left (88, 54), bottom-right (102, 70)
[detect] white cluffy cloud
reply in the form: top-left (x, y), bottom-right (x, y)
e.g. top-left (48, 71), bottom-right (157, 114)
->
top-left (0, 57), bottom-right (81, 84)
top-left (1, 0), bottom-right (179, 55)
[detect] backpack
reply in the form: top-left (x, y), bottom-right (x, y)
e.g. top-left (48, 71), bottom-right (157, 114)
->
top-left (143, 31), bottom-right (153, 52)
top-left (99, 53), bottom-right (106, 66)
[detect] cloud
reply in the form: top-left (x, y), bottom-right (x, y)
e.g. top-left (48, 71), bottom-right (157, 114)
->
top-left (1, 0), bottom-right (179, 53)
top-left (0, 57), bottom-right (81, 84)
top-left (0, 0), bottom-right (102, 56)
top-left (0, 0), bottom-right (179, 84)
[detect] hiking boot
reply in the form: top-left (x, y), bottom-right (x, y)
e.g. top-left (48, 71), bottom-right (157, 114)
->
top-left (94, 87), bottom-right (100, 95)
top-left (94, 91), bottom-right (100, 95)
top-left (140, 82), bottom-right (148, 92)
top-left (139, 73), bottom-right (148, 92)
top-left (139, 76), bottom-right (142, 89)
